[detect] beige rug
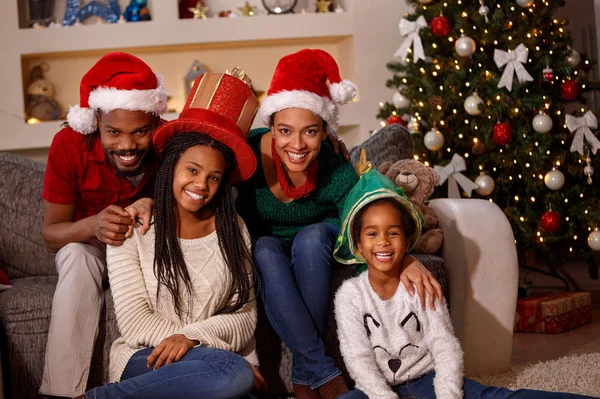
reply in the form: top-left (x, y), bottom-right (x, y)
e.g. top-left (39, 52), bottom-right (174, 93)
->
top-left (473, 353), bottom-right (600, 397)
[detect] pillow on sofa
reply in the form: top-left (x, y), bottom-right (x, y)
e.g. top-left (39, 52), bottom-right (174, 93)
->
top-left (0, 268), bottom-right (10, 291)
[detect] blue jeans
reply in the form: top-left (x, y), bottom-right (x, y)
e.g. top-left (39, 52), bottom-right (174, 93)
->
top-left (340, 371), bottom-right (595, 399)
top-left (253, 223), bottom-right (341, 389)
top-left (86, 347), bottom-right (255, 399)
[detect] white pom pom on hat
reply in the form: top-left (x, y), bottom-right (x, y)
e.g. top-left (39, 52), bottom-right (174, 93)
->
top-left (258, 49), bottom-right (357, 133)
top-left (66, 52), bottom-right (168, 135)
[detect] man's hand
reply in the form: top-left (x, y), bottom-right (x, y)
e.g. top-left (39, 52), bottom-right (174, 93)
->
top-left (400, 256), bottom-right (443, 310)
top-left (326, 132), bottom-right (350, 161)
top-left (147, 334), bottom-right (198, 370)
top-left (125, 197), bottom-right (154, 236)
top-left (93, 205), bottom-right (134, 246)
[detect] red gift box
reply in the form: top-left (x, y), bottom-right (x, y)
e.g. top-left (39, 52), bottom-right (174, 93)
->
top-left (515, 292), bottom-right (593, 333)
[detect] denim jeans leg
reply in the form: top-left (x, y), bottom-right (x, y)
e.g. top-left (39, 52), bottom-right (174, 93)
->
top-left (86, 347), bottom-right (255, 399)
top-left (291, 223), bottom-right (339, 335)
top-left (254, 229), bottom-right (341, 389)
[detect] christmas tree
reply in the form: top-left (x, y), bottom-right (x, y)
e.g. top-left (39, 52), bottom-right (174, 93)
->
top-left (378, 0), bottom-right (600, 282)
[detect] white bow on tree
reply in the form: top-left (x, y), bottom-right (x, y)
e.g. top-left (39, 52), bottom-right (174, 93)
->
top-left (566, 111), bottom-right (600, 156)
top-left (394, 16), bottom-right (427, 64)
top-left (434, 154), bottom-right (479, 198)
top-left (494, 43), bottom-right (534, 91)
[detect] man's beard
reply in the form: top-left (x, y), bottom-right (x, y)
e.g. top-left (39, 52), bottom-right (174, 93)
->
top-left (105, 149), bottom-right (152, 178)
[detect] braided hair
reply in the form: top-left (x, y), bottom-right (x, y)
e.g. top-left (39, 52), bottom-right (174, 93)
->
top-left (153, 131), bottom-right (254, 319)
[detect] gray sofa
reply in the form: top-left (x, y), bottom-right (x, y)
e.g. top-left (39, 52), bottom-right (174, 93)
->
top-left (0, 148), bottom-right (447, 398)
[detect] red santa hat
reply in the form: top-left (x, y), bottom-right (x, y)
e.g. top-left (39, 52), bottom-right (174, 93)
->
top-left (66, 52), bottom-right (168, 135)
top-left (258, 49), bottom-right (357, 133)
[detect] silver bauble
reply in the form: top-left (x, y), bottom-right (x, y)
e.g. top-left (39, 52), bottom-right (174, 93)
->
top-left (455, 34), bottom-right (476, 57)
top-left (424, 128), bottom-right (445, 151)
top-left (475, 173), bottom-right (495, 196)
top-left (392, 91), bottom-right (411, 109)
top-left (544, 168), bottom-right (565, 190)
top-left (532, 111), bottom-right (553, 133)
top-left (567, 49), bottom-right (581, 68)
top-left (516, 0), bottom-right (534, 7)
top-left (464, 93), bottom-right (483, 115)
top-left (588, 229), bottom-right (600, 251)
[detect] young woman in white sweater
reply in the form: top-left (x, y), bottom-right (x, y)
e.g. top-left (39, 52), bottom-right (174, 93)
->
top-left (333, 170), bottom-right (593, 399)
top-left (81, 72), bottom-right (261, 399)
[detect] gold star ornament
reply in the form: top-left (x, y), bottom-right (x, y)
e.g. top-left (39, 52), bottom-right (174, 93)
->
top-left (315, 0), bottom-right (332, 13)
top-left (188, 1), bottom-right (209, 19)
top-left (238, 2), bottom-right (257, 16)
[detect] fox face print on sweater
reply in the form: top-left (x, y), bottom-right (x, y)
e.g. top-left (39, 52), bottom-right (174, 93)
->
top-left (334, 272), bottom-right (464, 399)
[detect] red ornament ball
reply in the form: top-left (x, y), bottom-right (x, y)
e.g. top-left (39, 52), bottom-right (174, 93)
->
top-left (492, 122), bottom-right (513, 145)
top-left (561, 80), bottom-right (581, 101)
top-left (386, 115), bottom-right (407, 127)
top-left (431, 15), bottom-right (451, 37)
top-left (540, 211), bottom-right (562, 233)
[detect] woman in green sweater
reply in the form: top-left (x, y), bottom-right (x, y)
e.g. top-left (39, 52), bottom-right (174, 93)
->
top-left (236, 49), bottom-right (443, 399)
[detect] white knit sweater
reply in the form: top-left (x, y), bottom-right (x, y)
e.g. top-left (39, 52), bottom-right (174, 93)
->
top-left (334, 272), bottom-right (463, 399)
top-left (105, 218), bottom-right (257, 382)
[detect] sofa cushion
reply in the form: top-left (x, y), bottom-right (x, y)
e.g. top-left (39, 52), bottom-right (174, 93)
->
top-left (0, 152), bottom-right (55, 278)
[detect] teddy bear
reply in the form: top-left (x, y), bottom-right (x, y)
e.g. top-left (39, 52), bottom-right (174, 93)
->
top-left (25, 64), bottom-right (62, 122)
top-left (379, 159), bottom-right (444, 255)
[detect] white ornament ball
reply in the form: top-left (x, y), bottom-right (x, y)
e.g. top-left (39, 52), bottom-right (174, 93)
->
top-left (475, 173), bottom-right (495, 196)
top-left (464, 93), bottom-right (483, 115)
top-left (424, 128), bottom-right (445, 151)
top-left (392, 91), bottom-right (411, 109)
top-left (455, 34), bottom-right (476, 57)
top-left (567, 49), bottom-right (581, 68)
top-left (544, 169), bottom-right (565, 191)
top-left (532, 111), bottom-right (553, 133)
top-left (588, 229), bottom-right (600, 251)
top-left (516, 0), bottom-right (534, 7)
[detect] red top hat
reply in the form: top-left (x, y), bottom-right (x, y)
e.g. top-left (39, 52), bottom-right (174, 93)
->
top-left (153, 71), bottom-right (259, 184)
top-left (67, 52), bottom-right (168, 135)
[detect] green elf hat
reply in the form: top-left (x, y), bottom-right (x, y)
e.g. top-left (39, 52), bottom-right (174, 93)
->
top-left (333, 163), bottom-right (424, 267)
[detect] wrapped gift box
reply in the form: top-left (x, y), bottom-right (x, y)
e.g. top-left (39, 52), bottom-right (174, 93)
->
top-left (515, 292), bottom-right (593, 333)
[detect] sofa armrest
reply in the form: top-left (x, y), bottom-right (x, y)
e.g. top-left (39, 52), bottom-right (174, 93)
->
top-left (428, 198), bottom-right (518, 376)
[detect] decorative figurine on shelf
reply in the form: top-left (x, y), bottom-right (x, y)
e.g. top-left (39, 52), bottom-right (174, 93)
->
top-left (63, 0), bottom-right (121, 26)
top-left (187, 0), bottom-right (209, 19)
top-left (261, 0), bottom-right (297, 14)
top-left (123, 0), bottom-right (151, 21)
top-left (28, 0), bottom-right (55, 27)
top-left (238, 1), bottom-right (257, 16)
top-left (184, 60), bottom-right (208, 96)
top-left (315, 0), bottom-right (334, 13)
top-left (25, 63), bottom-right (62, 123)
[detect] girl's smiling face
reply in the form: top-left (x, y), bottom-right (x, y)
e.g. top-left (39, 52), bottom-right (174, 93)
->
top-left (172, 144), bottom-right (226, 216)
top-left (271, 107), bottom-right (327, 174)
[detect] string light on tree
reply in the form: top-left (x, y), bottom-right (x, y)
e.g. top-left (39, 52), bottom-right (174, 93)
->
top-left (464, 92), bottom-right (483, 115)
top-left (424, 127), bottom-right (445, 151)
top-left (475, 172), bottom-right (495, 196)
top-left (544, 167), bottom-right (565, 190)
top-left (540, 210), bottom-right (562, 233)
top-left (532, 110), bottom-right (553, 133)
top-left (588, 228), bottom-right (600, 251)
top-left (455, 34), bottom-right (476, 57)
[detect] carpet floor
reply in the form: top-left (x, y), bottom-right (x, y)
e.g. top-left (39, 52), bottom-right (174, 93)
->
top-left (473, 353), bottom-right (600, 397)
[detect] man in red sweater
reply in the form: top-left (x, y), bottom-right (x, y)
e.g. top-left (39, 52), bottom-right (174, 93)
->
top-left (40, 52), bottom-right (167, 398)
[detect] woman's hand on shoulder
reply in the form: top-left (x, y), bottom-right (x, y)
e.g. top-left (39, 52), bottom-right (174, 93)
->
top-left (400, 255), bottom-right (443, 310)
top-left (326, 132), bottom-right (350, 161)
top-left (125, 197), bottom-right (154, 236)
top-left (146, 334), bottom-right (198, 370)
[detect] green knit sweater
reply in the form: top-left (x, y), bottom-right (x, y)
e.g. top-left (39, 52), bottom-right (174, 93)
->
top-left (236, 128), bottom-right (359, 242)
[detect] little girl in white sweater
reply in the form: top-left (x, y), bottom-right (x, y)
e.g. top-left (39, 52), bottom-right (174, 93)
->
top-left (333, 170), bottom-right (593, 399)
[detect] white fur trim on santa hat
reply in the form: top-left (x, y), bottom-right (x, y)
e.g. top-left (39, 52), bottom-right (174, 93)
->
top-left (259, 90), bottom-right (339, 133)
top-left (66, 104), bottom-right (98, 135)
top-left (88, 74), bottom-right (168, 116)
top-left (329, 79), bottom-right (357, 105)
